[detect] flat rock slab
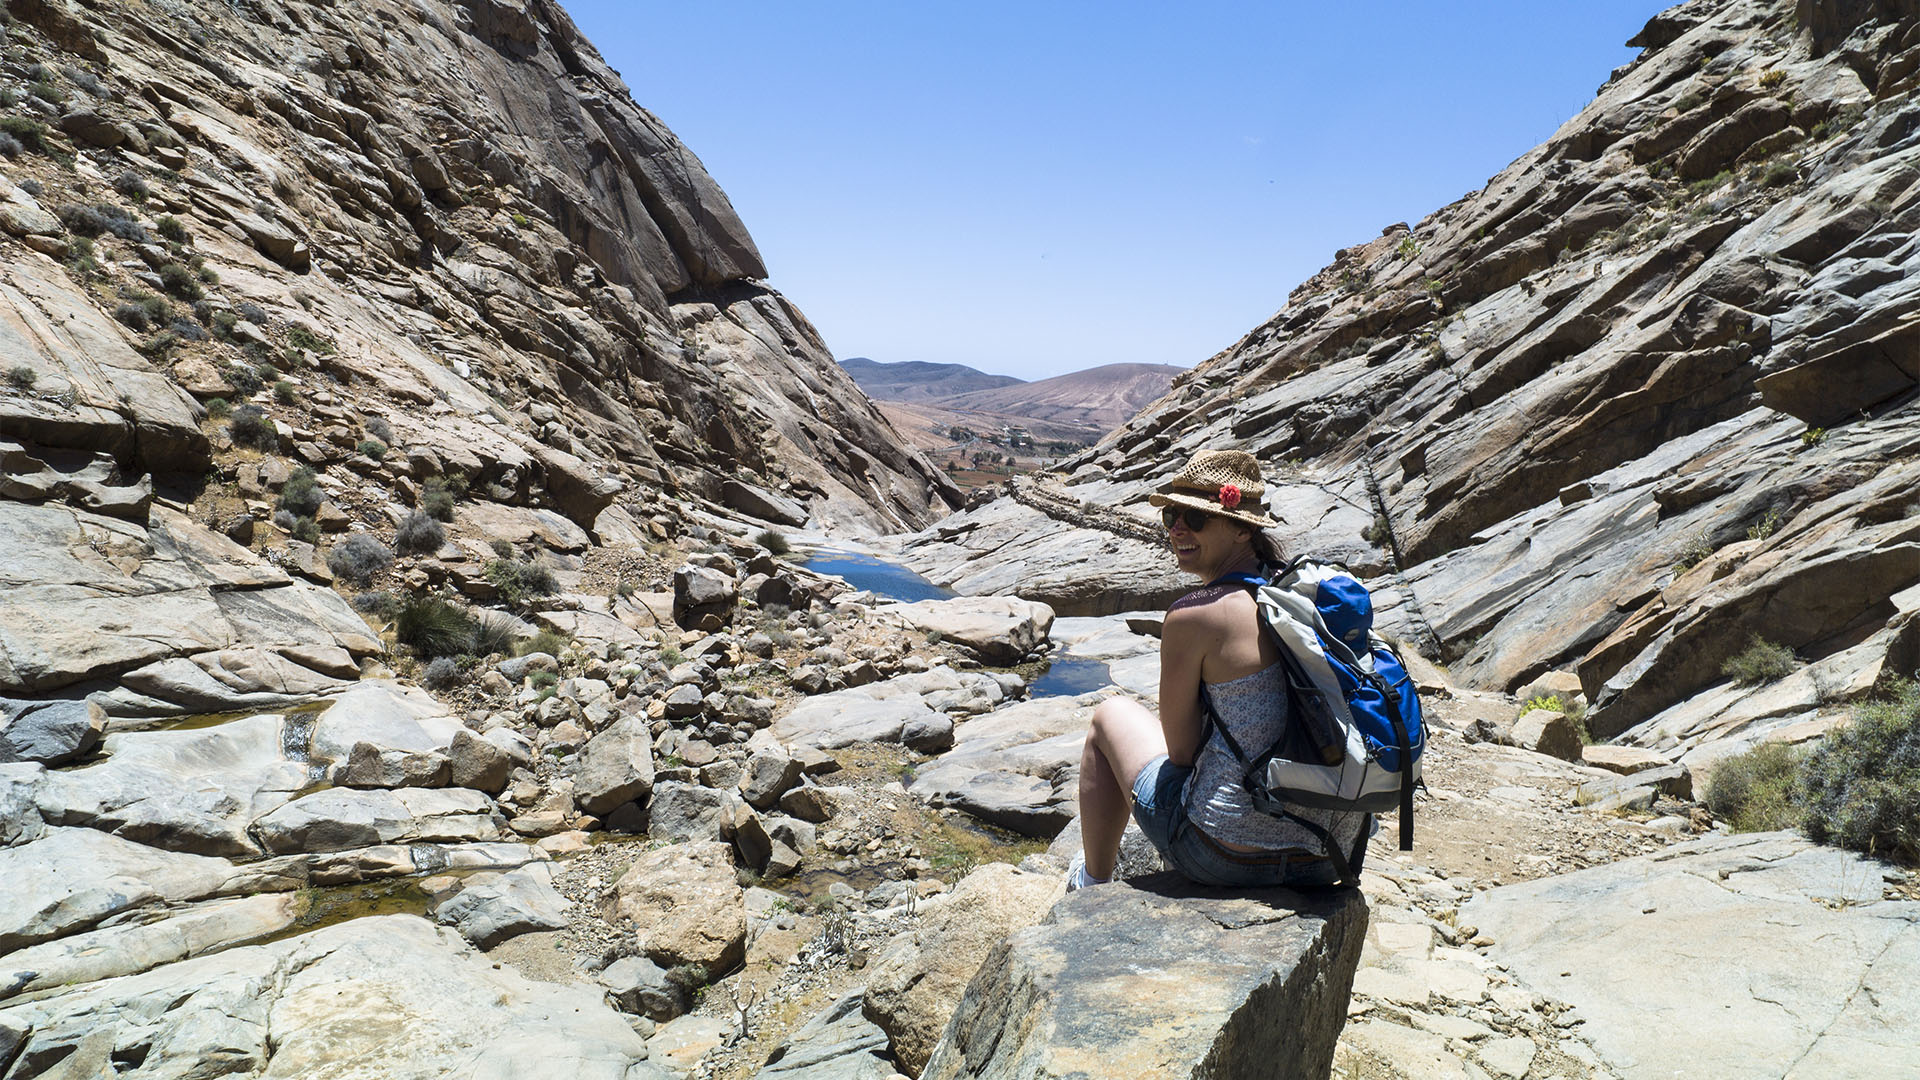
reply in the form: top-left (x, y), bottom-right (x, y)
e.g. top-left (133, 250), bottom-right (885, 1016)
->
top-left (0, 828), bottom-right (237, 952)
top-left (884, 596), bottom-right (1056, 664)
top-left (309, 680), bottom-right (466, 766)
top-left (0, 915), bottom-right (651, 1079)
top-left (921, 875), bottom-right (1368, 1080)
top-left (1, 893), bottom-right (299, 1000)
top-left (1464, 831), bottom-right (1920, 1079)
top-left (432, 863), bottom-right (569, 949)
top-left (910, 693), bottom-right (1102, 838)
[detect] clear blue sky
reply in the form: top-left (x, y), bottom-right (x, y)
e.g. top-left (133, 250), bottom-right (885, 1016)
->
top-left (562, 2), bottom-right (1671, 380)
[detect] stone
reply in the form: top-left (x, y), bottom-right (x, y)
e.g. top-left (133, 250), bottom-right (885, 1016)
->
top-left (431, 864), bottom-right (569, 948)
top-left (603, 840), bottom-right (746, 971)
top-left (674, 563), bottom-right (737, 631)
top-left (310, 681), bottom-right (466, 766)
top-left (0, 893), bottom-right (299, 1001)
top-left (56, 109), bottom-right (128, 147)
top-left (910, 693), bottom-right (1095, 838)
top-left (741, 744), bottom-right (803, 810)
top-left (647, 779), bottom-right (736, 842)
top-left (1465, 833), bottom-right (1920, 1079)
top-left (901, 711), bottom-right (956, 753)
top-left (920, 876), bottom-right (1369, 1080)
top-left (1509, 708), bottom-right (1583, 762)
top-left (755, 990), bottom-right (895, 1080)
top-left (569, 714), bottom-right (655, 816)
top-left (722, 478), bottom-right (809, 527)
top-left (1580, 744), bottom-right (1672, 775)
top-left (863, 864), bottom-right (1065, 1074)
top-left (888, 596), bottom-right (1056, 664)
top-left (1573, 762), bottom-right (1693, 807)
top-left (779, 781), bottom-right (838, 823)
top-left (600, 955), bottom-right (685, 1021)
top-left (447, 728), bottom-right (511, 792)
top-left (0, 828), bottom-right (237, 952)
top-left (339, 741), bottom-right (450, 788)
top-left (0, 697), bottom-right (103, 765)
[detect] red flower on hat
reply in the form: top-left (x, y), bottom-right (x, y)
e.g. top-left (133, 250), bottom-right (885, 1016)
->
top-left (1218, 484), bottom-right (1242, 509)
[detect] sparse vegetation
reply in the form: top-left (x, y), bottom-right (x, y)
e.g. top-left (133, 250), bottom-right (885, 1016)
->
top-left (394, 511), bottom-right (444, 555)
top-left (421, 656), bottom-right (462, 690)
top-left (6, 365), bottom-right (35, 391)
top-left (351, 590), bottom-right (401, 619)
top-left (276, 467), bottom-right (324, 517)
top-left (159, 262), bottom-right (204, 301)
top-left (1801, 427), bottom-right (1828, 448)
top-left (356, 438), bottom-right (388, 461)
top-left (1723, 636), bottom-right (1797, 686)
top-left (471, 612), bottom-right (523, 658)
top-left (418, 476), bottom-right (459, 522)
top-left (517, 629), bottom-right (570, 659)
top-left (484, 556), bottom-right (558, 610)
top-left (326, 535), bottom-right (394, 588)
top-left (112, 170), bottom-right (150, 203)
top-left (1395, 235), bottom-right (1419, 260)
top-left (272, 379), bottom-right (299, 405)
top-left (156, 215), bottom-right (189, 243)
top-left (0, 116), bottom-right (48, 154)
top-left (755, 529), bottom-right (790, 556)
top-left (1758, 68), bottom-right (1787, 89)
top-left (286, 325), bottom-right (336, 355)
top-left (1675, 532), bottom-right (1715, 571)
top-left (204, 397), bottom-right (231, 419)
top-left (1746, 506), bottom-right (1785, 542)
top-left (1758, 161), bottom-right (1797, 189)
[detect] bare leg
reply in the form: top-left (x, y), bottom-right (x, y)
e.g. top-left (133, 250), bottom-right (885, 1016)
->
top-left (1078, 696), bottom-right (1169, 880)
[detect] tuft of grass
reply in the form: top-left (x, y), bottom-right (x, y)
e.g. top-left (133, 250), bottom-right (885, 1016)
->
top-left (356, 438), bottom-right (388, 461)
top-left (0, 116), bottom-right (49, 154)
top-left (471, 612), bottom-right (522, 658)
top-left (1802, 678), bottom-right (1920, 864)
top-left (1704, 741), bottom-right (1805, 832)
top-left (517, 629), bottom-right (570, 659)
top-left (204, 397), bottom-right (232, 419)
top-left (159, 262), bottom-right (203, 301)
top-left (393, 511), bottom-right (444, 555)
top-left (1687, 170), bottom-right (1733, 198)
top-left (326, 534), bottom-right (394, 588)
top-left (1723, 636), bottom-right (1797, 686)
top-left (6, 365), bottom-right (36, 391)
top-left (755, 529), bottom-right (790, 556)
top-left (1758, 161), bottom-right (1797, 189)
top-left (394, 594), bottom-right (478, 659)
top-left (155, 215), bottom-right (189, 243)
top-left (272, 379), bottom-right (299, 405)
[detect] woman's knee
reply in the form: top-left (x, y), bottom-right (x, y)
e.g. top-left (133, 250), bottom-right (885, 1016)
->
top-left (1091, 697), bottom-right (1154, 744)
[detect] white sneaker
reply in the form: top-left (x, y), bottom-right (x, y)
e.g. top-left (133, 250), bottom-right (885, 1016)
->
top-left (1066, 852), bottom-right (1108, 892)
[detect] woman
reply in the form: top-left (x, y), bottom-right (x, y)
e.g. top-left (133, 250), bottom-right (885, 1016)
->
top-left (1070, 449), bottom-right (1369, 890)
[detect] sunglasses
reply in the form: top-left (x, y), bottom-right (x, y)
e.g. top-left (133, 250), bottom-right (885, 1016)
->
top-left (1161, 506), bottom-right (1219, 531)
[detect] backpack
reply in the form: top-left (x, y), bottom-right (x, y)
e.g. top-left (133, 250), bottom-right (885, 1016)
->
top-left (1202, 559), bottom-right (1426, 884)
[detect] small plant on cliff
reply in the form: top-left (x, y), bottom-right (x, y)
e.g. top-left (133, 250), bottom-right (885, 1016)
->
top-left (1674, 532), bottom-right (1715, 571)
top-left (1746, 506), bottom-right (1785, 542)
top-left (155, 215), bottom-right (189, 243)
top-left (203, 397), bottom-right (231, 420)
top-left (1723, 636), bottom-right (1797, 686)
top-left (1395, 235), bottom-right (1419, 260)
top-left (0, 116), bottom-right (48, 154)
top-left (418, 476), bottom-right (459, 522)
top-left (1801, 677), bottom-right (1920, 864)
top-left (276, 467), bottom-right (324, 518)
top-left (159, 262), bottom-right (203, 301)
top-left (327, 534), bottom-right (394, 588)
top-left (484, 557), bottom-right (558, 611)
top-left (6, 365), bottom-right (35, 391)
top-left (286, 325), bottom-right (336, 355)
top-left (755, 529), bottom-right (790, 556)
top-left (1758, 161), bottom-right (1797, 189)
top-left (1801, 427), bottom-right (1828, 448)
top-left (471, 612), bottom-right (523, 658)
top-left (356, 438), bottom-right (387, 461)
top-left (1758, 68), bottom-right (1787, 89)
top-left (517, 630), bottom-right (570, 660)
top-left (272, 379), bottom-right (299, 405)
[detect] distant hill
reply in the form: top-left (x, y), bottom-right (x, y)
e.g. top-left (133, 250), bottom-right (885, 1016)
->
top-left (839, 357), bottom-right (1025, 401)
top-left (843, 358), bottom-right (1184, 450)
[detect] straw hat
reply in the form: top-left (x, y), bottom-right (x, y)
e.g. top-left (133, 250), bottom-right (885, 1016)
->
top-left (1147, 449), bottom-right (1278, 529)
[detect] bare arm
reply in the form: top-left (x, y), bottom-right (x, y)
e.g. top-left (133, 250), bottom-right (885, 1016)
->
top-left (1158, 598), bottom-right (1224, 766)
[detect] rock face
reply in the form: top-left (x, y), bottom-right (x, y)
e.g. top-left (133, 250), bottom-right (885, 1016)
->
top-left (920, 876), bottom-right (1369, 1080)
top-left (898, 0), bottom-right (1920, 768)
top-left (1464, 832), bottom-right (1920, 1079)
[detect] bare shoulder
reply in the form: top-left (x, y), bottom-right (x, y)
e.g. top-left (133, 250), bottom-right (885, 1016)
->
top-left (1167, 584), bottom-right (1255, 630)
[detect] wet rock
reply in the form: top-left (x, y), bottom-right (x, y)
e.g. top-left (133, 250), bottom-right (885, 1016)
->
top-left (863, 863), bottom-right (1065, 1074)
top-left (921, 877), bottom-right (1368, 1080)
top-left (603, 840), bottom-right (746, 971)
top-left (0, 893), bottom-right (299, 1001)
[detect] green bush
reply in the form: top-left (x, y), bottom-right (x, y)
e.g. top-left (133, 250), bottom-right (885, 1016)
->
top-left (1801, 678), bottom-right (1920, 864)
top-left (1724, 636), bottom-right (1797, 686)
top-left (1704, 741), bottom-right (1805, 833)
top-left (286, 325), bottom-right (336, 355)
top-left (5, 365), bottom-right (35, 390)
top-left (0, 116), bottom-right (49, 154)
top-left (471, 612), bottom-right (522, 658)
top-left (155, 215), bottom-right (189, 243)
top-left (755, 529), bottom-right (790, 556)
top-left (418, 477), bottom-right (458, 522)
top-left (277, 466), bottom-right (324, 517)
top-left (485, 557), bottom-right (558, 610)
top-left (394, 594), bottom-right (477, 659)
top-left (272, 379), bottom-right (299, 405)
top-left (517, 629), bottom-right (570, 659)
top-left (356, 438), bottom-right (387, 461)
top-left (228, 405), bottom-right (278, 450)
top-left (159, 262), bottom-right (203, 301)
top-left (204, 397), bottom-right (231, 419)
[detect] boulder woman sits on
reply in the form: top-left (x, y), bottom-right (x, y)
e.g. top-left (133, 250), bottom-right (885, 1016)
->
top-left (1070, 448), bottom-right (1370, 890)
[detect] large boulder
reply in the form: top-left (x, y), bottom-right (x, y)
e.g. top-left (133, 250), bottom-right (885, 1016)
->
top-left (252, 787), bottom-right (499, 854)
top-left (603, 840), bottom-right (746, 972)
top-left (921, 878), bottom-right (1369, 1080)
top-left (674, 564), bottom-right (738, 632)
top-left (431, 864), bottom-right (569, 949)
top-left (754, 990), bottom-right (895, 1080)
top-left (0, 697), bottom-right (103, 765)
top-left (863, 863), bottom-right (1064, 1075)
top-left (570, 715), bottom-right (656, 816)
top-left (723, 478), bottom-right (809, 527)
top-left (909, 692), bottom-right (1099, 838)
top-left (888, 596), bottom-right (1056, 664)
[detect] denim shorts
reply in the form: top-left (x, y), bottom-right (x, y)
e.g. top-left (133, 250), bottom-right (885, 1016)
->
top-left (1130, 754), bottom-right (1343, 888)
